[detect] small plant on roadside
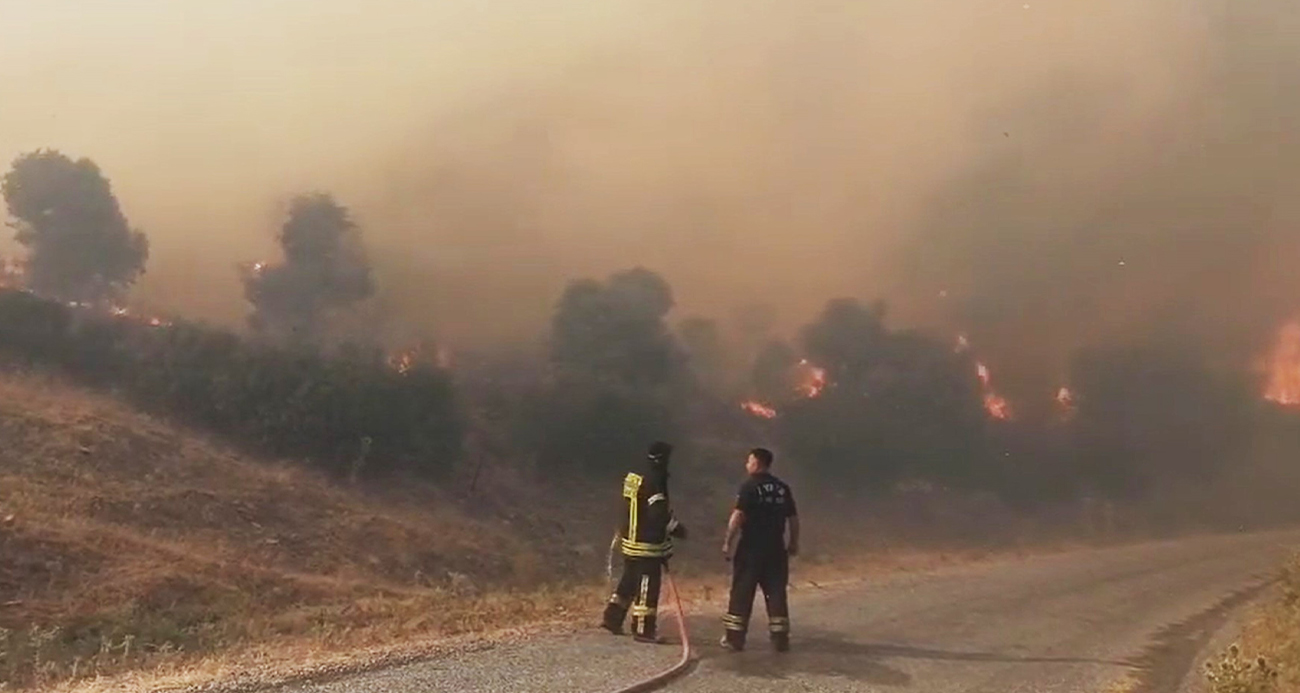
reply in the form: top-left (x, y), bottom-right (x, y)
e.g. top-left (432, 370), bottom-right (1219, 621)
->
top-left (1205, 644), bottom-right (1279, 693)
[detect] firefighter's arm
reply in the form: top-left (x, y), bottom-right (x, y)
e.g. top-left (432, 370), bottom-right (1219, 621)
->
top-left (722, 509), bottom-right (743, 560)
top-left (667, 511), bottom-right (688, 539)
top-left (650, 490), bottom-right (687, 539)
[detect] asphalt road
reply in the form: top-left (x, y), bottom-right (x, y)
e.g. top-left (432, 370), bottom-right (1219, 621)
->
top-left (277, 530), bottom-right (1299, 693)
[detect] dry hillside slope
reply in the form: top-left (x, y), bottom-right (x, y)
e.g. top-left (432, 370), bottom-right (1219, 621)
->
top-left (0, 369), bottom-right (594, 690)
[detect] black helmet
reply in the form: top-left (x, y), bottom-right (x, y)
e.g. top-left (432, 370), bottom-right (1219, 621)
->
top-left (647, 441), bottom-right (673, 464)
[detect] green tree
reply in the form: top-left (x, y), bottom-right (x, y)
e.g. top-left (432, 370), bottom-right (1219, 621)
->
top-left (1, 150), bottom-right (148, 303)
top-left (243, 193), bottom-right (374, 343)
top-left (550, 267), bottom-right (682, 389)
top-left (540, 267), bottom-right (684, 473)
top-left (1068, 345), bottom-right (1255, 499)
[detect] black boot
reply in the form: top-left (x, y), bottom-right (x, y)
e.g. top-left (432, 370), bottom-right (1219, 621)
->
top-left (721, 612), bottom-right (748, 651)
top-left (720, 629), bottom-right (746, 652)
top-left (601, 601), bottom-right (627, 635)
top-left (769, 617), bottom-right (790, 651)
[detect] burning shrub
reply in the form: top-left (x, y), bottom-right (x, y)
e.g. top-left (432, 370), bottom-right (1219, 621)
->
top-left (242, 193), bottom-right (375, 345)
top-left (0, 290), bottom-right (461, 479)
top-left (773, 298), bottom-right (991, 493)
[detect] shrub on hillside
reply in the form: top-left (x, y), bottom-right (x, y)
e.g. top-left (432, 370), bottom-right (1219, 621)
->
top-left (1204, 557), bottom-right (1300, 693)
top-left (776, 298), bottom-right (991, 494)
top-left (532, 267), bottom-right (688, 475)
top-left (0, 289), bottom-right (462, 478)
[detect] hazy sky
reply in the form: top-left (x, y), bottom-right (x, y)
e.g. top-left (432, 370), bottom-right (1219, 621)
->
top-left (2, 0), bottom-right (1297, 384)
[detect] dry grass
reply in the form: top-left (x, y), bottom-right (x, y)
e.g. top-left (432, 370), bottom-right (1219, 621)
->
top-left (1202, 556), bottom-right (1300, 693)
top-left (0, 370), bottom-right (595, 691)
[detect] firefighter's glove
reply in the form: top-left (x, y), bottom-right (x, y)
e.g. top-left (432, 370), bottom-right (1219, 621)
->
top-left (670, 523), bottom-right (689, 540)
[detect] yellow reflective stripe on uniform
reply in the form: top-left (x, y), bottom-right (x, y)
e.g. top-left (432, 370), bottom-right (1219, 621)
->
top-left (769, 617), bottom-right (790, 633)
top-left (620, 538), bottom-right (672, 557)
top-left (623, 473), bottom-right (642, 543)
top-left (723, 613), bottom-right (748, 631)
top-left (634, 574), bottom-right (652, 635)
top-left (629, 605), bottom-right (657, 617)
top-left (647, 492), bottom-right (666, 505)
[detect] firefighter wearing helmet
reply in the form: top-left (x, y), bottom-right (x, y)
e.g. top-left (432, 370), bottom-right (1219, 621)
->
top-left (600, 441), bottom-right (688, 643)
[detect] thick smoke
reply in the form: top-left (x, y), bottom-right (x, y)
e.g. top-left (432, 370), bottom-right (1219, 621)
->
top-left (901, 0), bottom-right (1300, 402)
top-left (1, 0), bottom-right (1298, 379)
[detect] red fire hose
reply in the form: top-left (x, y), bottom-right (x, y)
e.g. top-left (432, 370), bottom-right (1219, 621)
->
top-left (607, 566), bottom-right (693, 693)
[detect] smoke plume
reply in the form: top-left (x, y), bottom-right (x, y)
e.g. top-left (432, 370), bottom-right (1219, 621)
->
top-left (1, 0), bottom-right (1298, 378)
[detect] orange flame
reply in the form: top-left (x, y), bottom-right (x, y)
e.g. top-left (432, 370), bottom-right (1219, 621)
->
top-left (796, 359), bottom-right (828, 398)
top-left (1054, 385), bottom-right (1076, 420)
top-left (975, 361), bottom-right (1013, 420)
top-left (1264, 321), bottom-right (1300, 406)
top-left (983, 393), bottom-right (1012, 420)
top-left (387, 343), bottom-right (452, 375)
top-left (741, 400), bottom-right (778, 419)
top-left (388, 348), bottom-right (419, 375)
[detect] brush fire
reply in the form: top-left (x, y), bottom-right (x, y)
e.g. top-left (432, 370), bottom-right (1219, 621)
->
top-left (386, 344), bottom-right (453, 375)
top-left (975, 362), bottom-right (1012, 421)
top-left (1264, 320), bottom-right (1300, 406)
top-left (388, 349), bottom-right (418, 375)
top-left (796, 359), bottom-right (828, 398)
top-left (0, 260), bottom-right (172, 328)
top-left (1055, 386), bottom-right (1076, 420)
top-left (739, 358), bottom-right (829, 418)
top-left (739, 337), bottom-right (1019, 422)
top-left (740, 400), bottom-right (778, 419)
top-left (963, 334), bottom-right (1012, 421)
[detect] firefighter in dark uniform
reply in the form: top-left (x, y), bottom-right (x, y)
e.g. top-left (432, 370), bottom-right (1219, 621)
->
top-left (721, 447), bottom-right (799, 652)
top-left (601, 441), bottom-right (688, 643)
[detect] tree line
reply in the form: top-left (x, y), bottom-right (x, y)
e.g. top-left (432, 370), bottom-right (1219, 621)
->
top-left (1, 148), bottom-right (1289, 501)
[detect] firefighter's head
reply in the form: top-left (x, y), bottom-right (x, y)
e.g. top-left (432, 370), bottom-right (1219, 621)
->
top-left (647, 441), bottom-right (673, 467)
top-left (746, 447), bottom-right (774, 475)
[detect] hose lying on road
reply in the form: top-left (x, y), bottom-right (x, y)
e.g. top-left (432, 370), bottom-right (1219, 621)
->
top-left (608, 567), bottom-right (693, 693)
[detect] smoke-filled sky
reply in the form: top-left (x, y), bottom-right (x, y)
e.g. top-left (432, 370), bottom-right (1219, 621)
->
top-left (2, 0), bottom-right (1298, 384)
